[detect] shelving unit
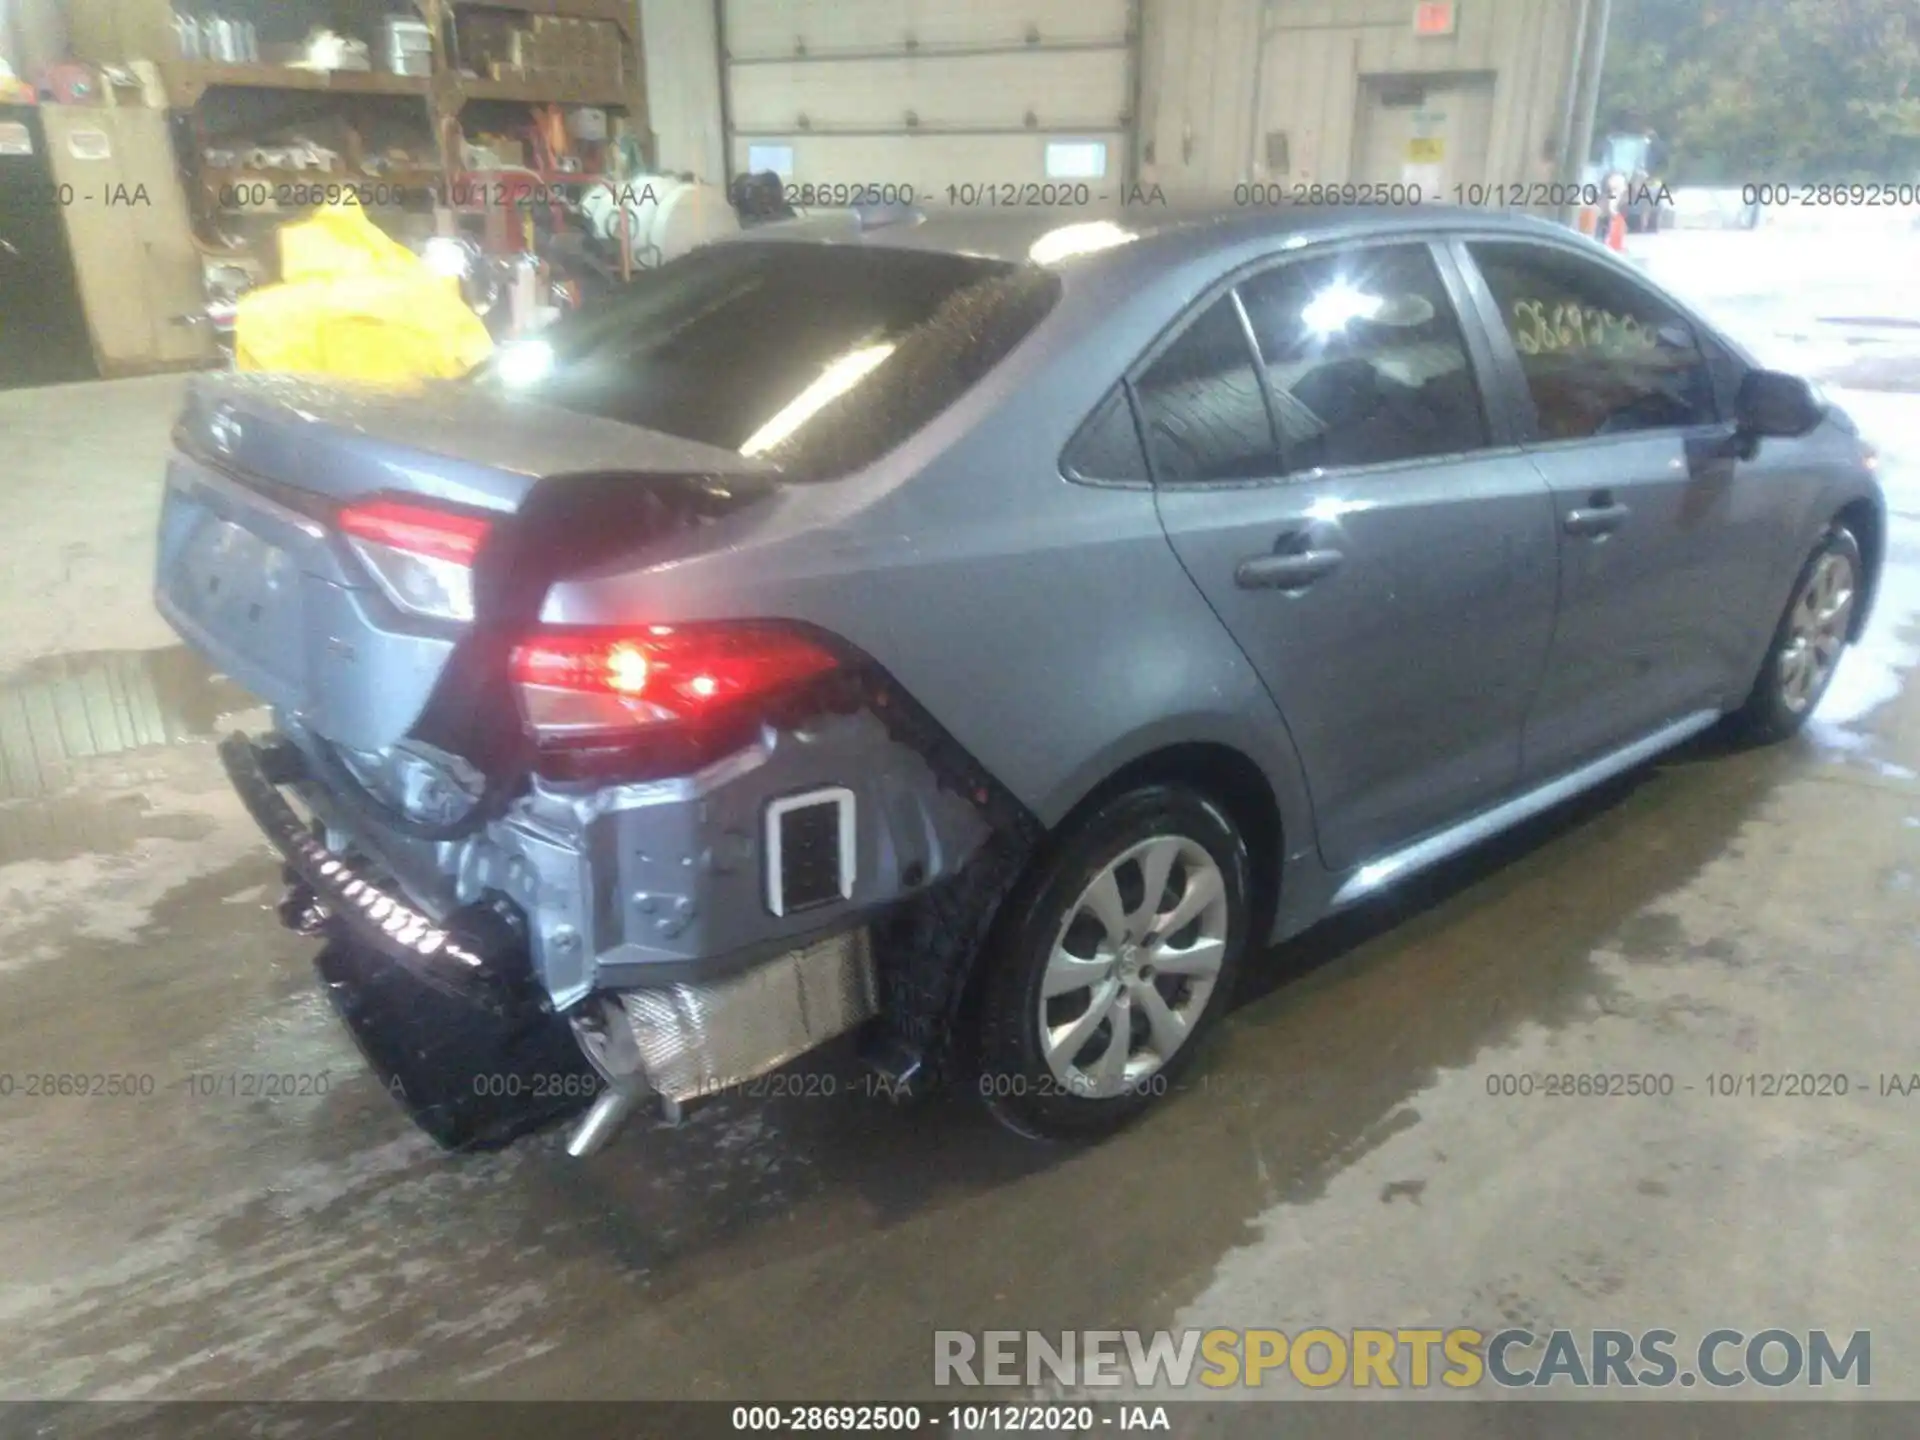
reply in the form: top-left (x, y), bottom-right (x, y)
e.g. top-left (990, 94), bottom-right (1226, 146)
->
top-left (154, 60), bottom-right (433, 108)
top-left (453, 74), bottom-right (635, 108)
top-left (150, 60), bottom-right (639, 120)
top-left (442, 0), bottom-right (635, 37)
top-left (63, 0), bottom-right (651, 189)
top-left (41, 0), bottom-right (652, 375)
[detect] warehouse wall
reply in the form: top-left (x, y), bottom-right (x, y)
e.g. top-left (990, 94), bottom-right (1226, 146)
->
top-left (1140, 0), bottom-right (1586, 194)
top-left (2, 0), bottom-right (69, 77)
top-left (639, 0), bottom-right (727, 180)
top-left (700, 0), bottom-right (1137, 191)
top-left (640, 0), bottom-right (1587, 195)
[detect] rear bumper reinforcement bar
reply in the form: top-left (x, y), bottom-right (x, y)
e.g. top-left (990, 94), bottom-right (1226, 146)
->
top-left (218, 730), bottom-right (597, 1149)
top-left (220, 730), bottom-right (520, 1010)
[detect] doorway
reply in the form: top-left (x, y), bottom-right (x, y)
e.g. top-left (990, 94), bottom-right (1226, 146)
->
top-left (0, 106), bottom-right (97, 390)
top-left (1352, 73), bottom-right (1494, 201)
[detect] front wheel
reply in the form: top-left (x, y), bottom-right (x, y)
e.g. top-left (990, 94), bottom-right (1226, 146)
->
top-left (1726, 525), bottom-right (1862, 745)
top-left (975, 785), bottom-right (1251, 1140)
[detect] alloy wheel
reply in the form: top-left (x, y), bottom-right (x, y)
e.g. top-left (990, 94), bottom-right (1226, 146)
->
top-left (1038, 835), bottom-right (1231, 1098)
top-left (1777, 549), bottom-right (1856, 714)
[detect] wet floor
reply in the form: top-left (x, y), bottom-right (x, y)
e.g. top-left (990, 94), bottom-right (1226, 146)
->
top-left (1, 232), bottom-right (1918, 1404)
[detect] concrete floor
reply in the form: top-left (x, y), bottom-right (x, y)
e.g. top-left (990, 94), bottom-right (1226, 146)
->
top-left (1, 230), bottom-right (1917, 1404)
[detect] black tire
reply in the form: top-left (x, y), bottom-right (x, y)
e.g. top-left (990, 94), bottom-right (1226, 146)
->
top-left (975, 784), bottom-right (1252, 1141)
top-left (1726, 524), bottom-right (1863, 746)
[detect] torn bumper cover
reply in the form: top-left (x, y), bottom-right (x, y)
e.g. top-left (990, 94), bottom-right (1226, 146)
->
top-left (219, 730), bottom-right (885, 1155)
top-left (219, 730), bottom-right (597, 1149)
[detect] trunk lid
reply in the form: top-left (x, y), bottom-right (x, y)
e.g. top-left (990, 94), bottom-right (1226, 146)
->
top-left (171, 372), bottom-right (774, 512)
top-left (156, 373), bottom-right (778, 753)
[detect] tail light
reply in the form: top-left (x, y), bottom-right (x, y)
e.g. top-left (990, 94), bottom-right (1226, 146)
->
top-left (337, 496), bottom-right (494, 621)
top-left (509, 624), bottom-right (840, 742)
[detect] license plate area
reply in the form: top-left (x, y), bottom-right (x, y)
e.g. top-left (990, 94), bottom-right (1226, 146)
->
top-left (175, 513), bottom-right (304, 674)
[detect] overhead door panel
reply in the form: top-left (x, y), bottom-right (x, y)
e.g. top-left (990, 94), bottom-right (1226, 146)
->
top-left (727, 0), bottom-right (1132, 52)
top-left (723, 0), bottom-right (1136, 189)
top-left (731, 52), bottom-right (1128, 133)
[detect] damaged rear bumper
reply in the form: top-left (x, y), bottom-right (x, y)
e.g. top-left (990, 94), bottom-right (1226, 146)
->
top-left (220, 730), bottom-right (885, 1155)
top-left (221, 731), bottom-right (598, 1149)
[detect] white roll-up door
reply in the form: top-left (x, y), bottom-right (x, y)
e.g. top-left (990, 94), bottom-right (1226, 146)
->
top-left (721, 0), bottom-right (1137, 195)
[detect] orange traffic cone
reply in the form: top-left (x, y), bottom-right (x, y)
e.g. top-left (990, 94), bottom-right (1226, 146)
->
top-left (1605, 211), bottom-right (1627, 251)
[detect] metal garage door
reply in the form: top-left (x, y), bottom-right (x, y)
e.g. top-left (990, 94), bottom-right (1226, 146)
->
top-left (721, 0), bottom-right (1138, 197)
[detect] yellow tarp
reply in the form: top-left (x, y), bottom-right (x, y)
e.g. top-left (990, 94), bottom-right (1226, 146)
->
top-left (235, 198), bottom-right (494, 380)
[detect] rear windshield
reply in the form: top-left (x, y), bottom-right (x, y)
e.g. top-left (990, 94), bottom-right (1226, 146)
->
top-left (478, 241), bottom-right (1062, 480)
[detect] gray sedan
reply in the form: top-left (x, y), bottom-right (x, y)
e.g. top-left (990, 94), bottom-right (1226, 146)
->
top-left (154, 203), bottom-right (1883, 1155)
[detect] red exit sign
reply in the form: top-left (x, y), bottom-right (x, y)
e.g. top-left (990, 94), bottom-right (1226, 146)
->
top-left (1414, 0), bottom-right (1457, 35)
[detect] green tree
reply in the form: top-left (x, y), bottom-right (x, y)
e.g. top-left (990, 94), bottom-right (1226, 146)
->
top-left (1600, 0), bottom-right (1920, 181)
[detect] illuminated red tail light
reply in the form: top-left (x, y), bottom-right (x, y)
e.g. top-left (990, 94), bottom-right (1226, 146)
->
top-left (509, 625), bottom-right (840, 741)
top-left (336, 496), bottom-right (495, 621)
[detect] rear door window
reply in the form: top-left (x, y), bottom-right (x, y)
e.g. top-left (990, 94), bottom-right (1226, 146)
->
top-left (1132, 296), bottom-right (1280, 484)
top-left (1063, 388), bottom-right (1149, 483)
top-left (1236, 243), bottom-right (1491, 474)
top-left (1465, 240), bottom-right (1718, 442)
top-left (481, 241), bottom-right (1061, 479)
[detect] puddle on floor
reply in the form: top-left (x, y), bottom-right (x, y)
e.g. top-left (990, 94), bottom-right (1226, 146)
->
top-left (0, 646), bottom-right (259, 802)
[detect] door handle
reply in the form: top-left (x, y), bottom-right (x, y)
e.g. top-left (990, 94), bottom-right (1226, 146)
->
top-left (1235, 547), bottom-right (1345, 590)
top-left (1564, 498), bottom-right (1630, 538)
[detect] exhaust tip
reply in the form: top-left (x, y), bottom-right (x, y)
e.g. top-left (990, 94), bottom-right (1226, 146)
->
top-left (565, 1080), bottom-right (648, 1158)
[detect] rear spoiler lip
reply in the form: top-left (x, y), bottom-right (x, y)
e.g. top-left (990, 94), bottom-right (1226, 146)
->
top-left (182, 370), bottom-right (785, 493)
top-left (174, 415), bottom-right (786, 544)
top-left (172, 426), bottom-right (343, 526)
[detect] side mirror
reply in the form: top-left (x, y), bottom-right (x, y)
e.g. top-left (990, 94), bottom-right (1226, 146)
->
top-left (1735, 368), bottom-right (1825, 439)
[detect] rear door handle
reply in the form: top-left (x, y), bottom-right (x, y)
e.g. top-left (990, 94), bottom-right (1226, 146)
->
top-left (1235, 547), bottom-right (1345, 590)
top-left (1564, 500), bottom-right (1630, 538)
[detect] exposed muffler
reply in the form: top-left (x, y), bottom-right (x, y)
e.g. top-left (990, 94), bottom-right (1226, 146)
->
top-left (565, 928), bottom-right (878, 1157)
top-left (291, 868), bottom-right (876, 1156)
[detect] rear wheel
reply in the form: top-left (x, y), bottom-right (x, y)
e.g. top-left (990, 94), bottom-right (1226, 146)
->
top-left (975, 785), bottom-right (1251, 1140)
top-left (1727, 525), bottom-right (1861, 744)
